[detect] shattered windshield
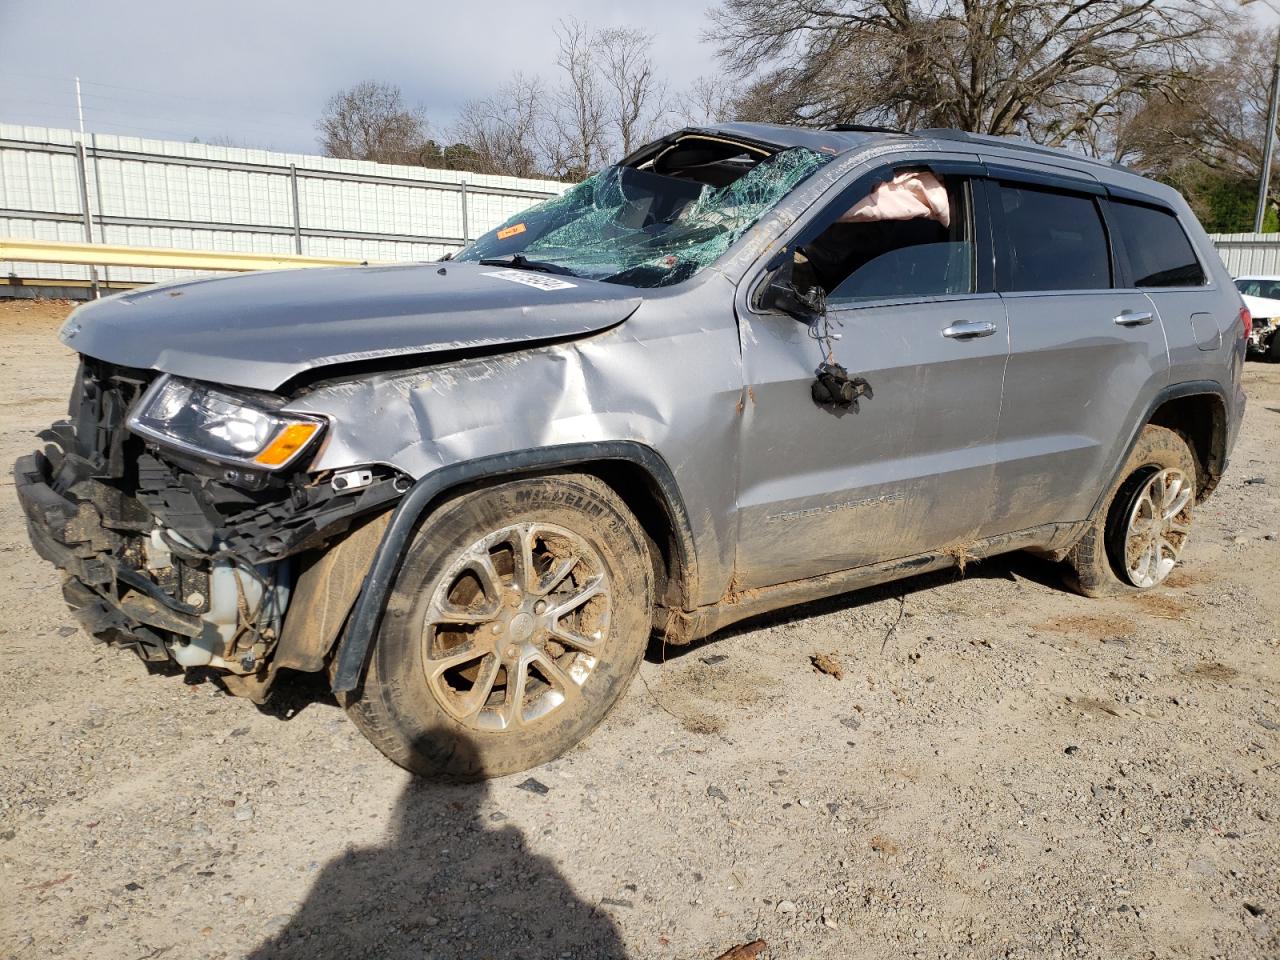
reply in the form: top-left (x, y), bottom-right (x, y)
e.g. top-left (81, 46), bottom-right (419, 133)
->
top-left (454, 146), bottom-right (832, 288)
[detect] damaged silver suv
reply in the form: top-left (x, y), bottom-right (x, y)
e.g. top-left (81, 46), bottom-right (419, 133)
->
top-left (16, 124), bottom-right (1247, 778)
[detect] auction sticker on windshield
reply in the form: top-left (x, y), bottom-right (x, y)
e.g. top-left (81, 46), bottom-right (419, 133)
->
top-left (482, 270), bottom-right (577, 291)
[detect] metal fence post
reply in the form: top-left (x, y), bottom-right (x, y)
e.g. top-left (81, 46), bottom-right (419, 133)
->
top-left (289, 164), bottom-right (303, 254)
top-left (89, 132), bottom-right (110, 289)
top-left (459, 180), bottom-right (469, 244)
top-left (74, 142), bottom-right (94, 243)
top-left (74, 141), bottom-right (100, 296)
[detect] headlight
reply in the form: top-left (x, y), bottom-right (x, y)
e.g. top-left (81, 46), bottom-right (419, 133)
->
top-left (127, 376), bottom-right (324, 470)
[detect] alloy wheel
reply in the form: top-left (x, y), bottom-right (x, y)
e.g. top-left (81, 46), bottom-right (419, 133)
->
top-left (1120, 467), bottom-right (1192, 588)
top-left (421, 522), bottom-right (611, 731)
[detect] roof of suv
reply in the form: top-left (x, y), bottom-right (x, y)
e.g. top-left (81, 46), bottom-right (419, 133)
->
top-left (694, 122), bottom-right (1132, 175)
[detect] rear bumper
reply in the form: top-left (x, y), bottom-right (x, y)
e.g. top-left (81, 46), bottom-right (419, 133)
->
top-left (14, 451), bottom-right (206, 663)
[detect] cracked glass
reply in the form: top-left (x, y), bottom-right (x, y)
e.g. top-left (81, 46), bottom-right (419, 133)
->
top-left (454, 147), bottom-right (832, 288)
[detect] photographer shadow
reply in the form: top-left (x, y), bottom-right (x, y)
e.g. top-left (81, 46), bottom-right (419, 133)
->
top-left (249, 731), bottom-right (626, 960)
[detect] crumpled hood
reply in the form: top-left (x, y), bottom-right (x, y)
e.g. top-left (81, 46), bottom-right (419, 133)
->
top-left (60, 262), bottom-right (642, 391)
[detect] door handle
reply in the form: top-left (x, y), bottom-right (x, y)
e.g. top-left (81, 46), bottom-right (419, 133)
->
top-left (942, 320), bottom-right (997, 339)
top-left (1113, 310), bottom-right (1154, 327)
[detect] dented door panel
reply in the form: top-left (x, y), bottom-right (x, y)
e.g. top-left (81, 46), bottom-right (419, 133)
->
top-left (734, 295), bottom-right (1008, 588)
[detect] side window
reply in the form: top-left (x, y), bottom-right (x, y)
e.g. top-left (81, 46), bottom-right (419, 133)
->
top-left (1244, 279), bottom-right (1280, 299)
top-left (995, 182), bottom-right (1110, 292)
top-left (793, 170), bottom-right (975, 305)
top-left (1110, 200), bottom-right (1206, 287)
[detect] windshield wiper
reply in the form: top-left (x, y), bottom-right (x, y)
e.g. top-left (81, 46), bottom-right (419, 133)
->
top-left (478, 254), bottom-right (578, 277)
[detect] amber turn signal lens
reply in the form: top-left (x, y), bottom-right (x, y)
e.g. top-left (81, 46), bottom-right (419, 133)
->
top-left (253, 422), bottom-right (320, 466)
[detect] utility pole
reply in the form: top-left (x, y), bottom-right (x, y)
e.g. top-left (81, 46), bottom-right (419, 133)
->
top-left (1246, 0), bottom-right (1280, 232)
top-left (75, 76), bottom-right (85, 137)
top-left (74, 76), bottom-right (101, 295)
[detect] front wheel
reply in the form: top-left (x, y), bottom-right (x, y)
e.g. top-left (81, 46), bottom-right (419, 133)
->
top-left (1065, 424), bottom-right (1197, 597)
top-left (346, 473), bottom-right (653, 779)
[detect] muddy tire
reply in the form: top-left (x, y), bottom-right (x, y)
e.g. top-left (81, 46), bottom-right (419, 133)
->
top-left (346, 473), bottom-right (653, 780)
top-left (1064, 424), bottom-right (1197, 598)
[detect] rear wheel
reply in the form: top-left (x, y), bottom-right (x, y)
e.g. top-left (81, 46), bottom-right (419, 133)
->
top-left (1065, 424), bottom-right (1197, 597)
top-left (346, 473), bottom-right (653, 779)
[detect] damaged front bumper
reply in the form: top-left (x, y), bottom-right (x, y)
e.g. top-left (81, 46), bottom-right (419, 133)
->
top-left (1247, 316), bottom-right (1275, 354)
top-left (15, 450), bottom-right (285, 677)
top-left (14, 360), bottom-right (405, 699)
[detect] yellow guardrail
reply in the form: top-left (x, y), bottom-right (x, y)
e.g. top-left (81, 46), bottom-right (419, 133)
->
top-left (0, 237), bottom-right (386, 272)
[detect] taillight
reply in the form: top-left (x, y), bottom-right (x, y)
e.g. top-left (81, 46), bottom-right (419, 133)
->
top-left (1240, 305), bottom-right (1252, 340)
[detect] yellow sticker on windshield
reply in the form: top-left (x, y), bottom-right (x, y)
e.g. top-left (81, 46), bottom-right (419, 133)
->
top-left (497, 223), bottom-right (527, 241)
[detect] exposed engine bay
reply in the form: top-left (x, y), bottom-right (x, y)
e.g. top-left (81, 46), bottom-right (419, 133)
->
top-left (16, 358), bottom-right (404, 697)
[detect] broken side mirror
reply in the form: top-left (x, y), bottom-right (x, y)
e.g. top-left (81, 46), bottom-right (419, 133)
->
top-left (812, 361), bottom-right (873, 412)
top-left (762, 259), bottom-right (827, 324)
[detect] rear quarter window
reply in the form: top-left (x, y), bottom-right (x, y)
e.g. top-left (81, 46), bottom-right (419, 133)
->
top-left (1110, 200), bottom-right (1206, 287)
top-left (995, 183), bottom-right (1111, 292)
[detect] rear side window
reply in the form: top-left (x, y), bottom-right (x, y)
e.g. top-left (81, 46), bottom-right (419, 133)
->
top-left (995, 183), bottom-right (1110, 292)
top-left (1110, 201), bottom-right (1205, 287)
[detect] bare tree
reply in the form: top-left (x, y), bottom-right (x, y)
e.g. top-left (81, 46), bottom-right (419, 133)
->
top-left (544, 18), bottom-right (610, 180)
top-left (451, 73), bottom-right (548, 179)
top-left (1114, 28), bottom-right (1268, 176)
top-left (596, 26), bottom-right (669, 154)
top-left (706, 0), bottom-right (1229, 148)
top-left (317, 80), bottom-right (428, 163)
top-left (192, 134), bottom-right (243, 148)
top-left (1107, 25), bottom-right (1275, 227)
top-left (679, 75), bottom-right (738, 126)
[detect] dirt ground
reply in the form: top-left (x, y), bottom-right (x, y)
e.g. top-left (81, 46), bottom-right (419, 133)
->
top-left (0, 297), bottom-right (1277, 960)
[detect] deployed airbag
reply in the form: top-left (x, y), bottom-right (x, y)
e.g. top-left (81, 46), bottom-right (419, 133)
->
top-left (840, 171), bottom-right (950, 228)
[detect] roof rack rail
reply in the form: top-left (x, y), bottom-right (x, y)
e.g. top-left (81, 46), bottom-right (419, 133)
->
top-left (918, 128), bottom-right (1066, 154)
top-left (916, 128), bottom-right (1132, 171)
top-left (825, 123), bottom-right (908, 135)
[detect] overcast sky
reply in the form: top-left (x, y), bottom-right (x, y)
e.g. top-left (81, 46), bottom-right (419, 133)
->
top-left (4, 2), bottom-right (1275, 156)
top-left (0, 0), bottom-right (716, 153)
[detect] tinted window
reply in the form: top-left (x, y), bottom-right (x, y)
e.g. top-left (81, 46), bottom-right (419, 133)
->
top-left (1236, 278), bottom-right (1280, 299)
top-left (1111, 201), bottom-right (1205, 287)
top-left (795, 175), bottom-right (973, 304)
top-left (996, 183), bottom-right (1110, 292)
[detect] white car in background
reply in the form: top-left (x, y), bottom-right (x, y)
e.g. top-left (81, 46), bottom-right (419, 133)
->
top-left (1236, 276), bottom-right (1280, 359)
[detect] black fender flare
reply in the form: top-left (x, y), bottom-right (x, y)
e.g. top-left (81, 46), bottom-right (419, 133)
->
top-left (330, 441), bottom-right (697, 694)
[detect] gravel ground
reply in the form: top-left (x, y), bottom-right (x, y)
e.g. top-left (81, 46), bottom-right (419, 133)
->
top-left (0, 298), bottom-right (1277, 960)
